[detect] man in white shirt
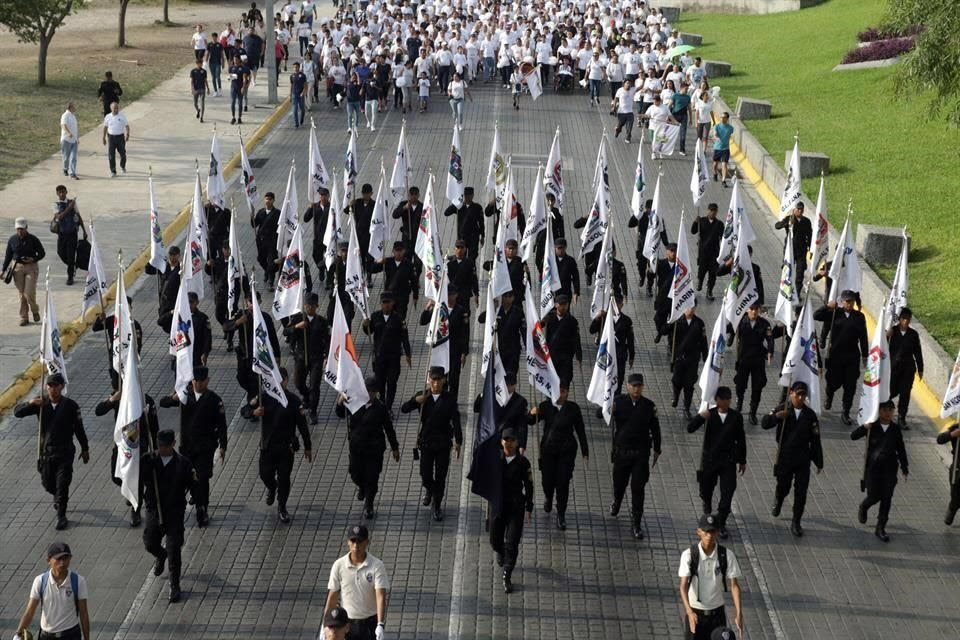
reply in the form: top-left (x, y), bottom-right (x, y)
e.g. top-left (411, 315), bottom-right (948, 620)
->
top-left (15, 542), bottom-right (91, 640)
top-left (59, 102), bottom-right (79, 179)
top-left (612, 78), bottom-right (636, 143)
top-left (101, 102), bottom-right (130, 177)
top-left (678, 514), bottom-right (744, 640)
top-left (324, 525), bottom-right (390, 640)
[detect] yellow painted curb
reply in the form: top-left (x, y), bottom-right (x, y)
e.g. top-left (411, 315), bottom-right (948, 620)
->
top-left (0, 97), bottom-right (291, 415)
top-left (729, 139), bottom-right (951, 431)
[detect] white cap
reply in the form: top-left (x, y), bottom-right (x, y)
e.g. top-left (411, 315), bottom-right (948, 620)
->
top-left (14, 218), bottom-right (27, 229)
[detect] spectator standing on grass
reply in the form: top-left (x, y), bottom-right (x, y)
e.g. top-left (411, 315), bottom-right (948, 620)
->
top-left (101, 102), bottom-right (129, 178)
top-left (97, 70), bottom-right (122, 117)
top-left (14, 542), bottom-right (91, 640)
top-left (206, 33), bottom-right (225, 97)
top-left (59, 102), bottom-right (79, 180)
top-left (192, 24), bottom-right (207, 62)
top-left (3, 218), bottom-right (44, 326)
top-left (190, 59), bottom-right (210, 123)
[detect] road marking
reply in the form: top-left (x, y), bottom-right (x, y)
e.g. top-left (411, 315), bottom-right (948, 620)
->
top-left (731, 495), bottom-right (788, 640)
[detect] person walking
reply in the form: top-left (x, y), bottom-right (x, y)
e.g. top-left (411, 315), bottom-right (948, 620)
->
top-left (228, 54), bottom-right (251, 125)
top-left (206, 33), bottom-right (225, 96)
top-left (97, 70), bottom-right (122, 116)
top-left (489, 427), bottom-right (534, 594)
top-left (290, 61), bottom-right (308, 128)
top-left (346, 72), bottom-right (363, 132)
top-left (101, 102), bottom-right (129, 178)
top-left (678, 513), bottom-right (744, 640)
top-left (59, 103), bottom-right (79, 179)
top-left (731, 302), bottom-right (774, 424)
top-left (190, 59), bottom-right (210, 122)
top-left (690, 203), bottom-right (723, 300)
top-left (852, 400), bottom-right (908, 542)
top-left (937, 421), bottom-right (960, 526)
top-left (191, 24), bottom-right (207, 62)
top-left (712, 112), bottom-right (734, 187)
top-left (362, 291), bottom-right (413, 410)
top-left (324, 525), bottom-right (391, 640)
top-left (284, 292), bottom-right (329, 424)
top-left (888, 307), bottom-right (924, 428)
top-left (51, 185), bottom-right (82, 285)
top-left (447, 71), bottom-right (470, 129)
top-left (814, 290), bottom-right (868, 425)
top-left (15, 542), bottom-right (91, 640)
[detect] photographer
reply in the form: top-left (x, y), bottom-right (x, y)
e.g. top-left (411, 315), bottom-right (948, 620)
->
top-left (3, 217), bottom-right (46, 326)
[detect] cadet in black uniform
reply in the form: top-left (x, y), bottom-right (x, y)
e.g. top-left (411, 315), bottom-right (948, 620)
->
top-left (187, 292), bottom-right (213, 366)
top-left (478, 289), bottom-right (525, 375)
top-left (653, 243), bottom-right (678, 344)
top-left (252, 367), bottom-right (313, 524)
top-left (204, 239), bottom-right (249, 351)
top-left (589, 294), bottom-right (635, 395)
top-left (252, 191), bottom-right (281, 287)
top-left (392, 186), bottom-right (424, 277)
top-left (363, 291), bottom-right (412, 410)
top-left (370, 242), bottom-right (419, 319)
top-left (761, 381), bottom-right (824, 537)
top-left (158, 367), bottom-right (227, 527)
top-left (447, 241), bottom-right (480, 309)
top-left (671, 305), bottom-right (708, 418)
top-left (544, 294), bottom-right (582, 386)
top-left (936, 423), bottom-right (960, 525)
top-left (150, 246), bottom-right (182, 332)
top-left (688, 387), bottom-right (747, 539)
top-left (608, 244), bottom-right (629, 301)
top-left (351, 183), bottom-right (376, 283)
top-left (284, 292), bottom-right (330, 424)
top-left (691, 203), bottom-right (724, 300)
top-left (534, 193), bottom-right (564, 273)
top-left (888, 308), bottom-right (924, 428)
top-left (852, 400), bottom-right (908, 542)
top-left (731, 302), bottom-right (774, 424)
top-left (485, 194), bottom-right (525, 241)
top-left (489, 427), bottom-right (534, 594)
top-left (302, 186), bottom-right (331, 283)
top-left (401, 367), bottom-right (463, 521)
top-left (572, 216), bottom-right (601, 286)
top-left (503, 239), bottom-right (528, 300)
top-left (92, 297), bottom-right (143, 389)
top-left (224, 292), bottom-right (281, 420)
top-left (553, 238), bottom-right (581, 301)
top-left (444, 186), bottom-right (485, 261)
top-left (142, 429), bottom-right (197, 603)
top-left (609, 374), bottom-right (660, 539)
top-left (528, 380), bottom-right (586, 530)
top-left (206, 202), bottom-right (231, 263)
top-left (14, 374), bottom-right (88, 530)
top-left (336, 376), bottom-right (400, 519)
top-left (419, 284), bottom-right (471, 396)
top-left (718, 246), bottom-right (765, 307)
top-left (325, 243), bottom-right (355, 328)
top-left (814, 290), bottom-right (868, 425)
top-left (627, 198), bottom-right (668, 296)
top-left (473, 371), bottom-right (530, 452)
top-left (774, 201), bottom-right (812, 291)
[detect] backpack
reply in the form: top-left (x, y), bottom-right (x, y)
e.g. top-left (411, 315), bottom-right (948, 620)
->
top-left (687, 543), bottom-right (728, 593)
top-left (39, 570), bottom-right (80, 618)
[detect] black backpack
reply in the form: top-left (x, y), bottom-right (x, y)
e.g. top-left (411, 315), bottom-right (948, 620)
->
top-left (687, 543), bottom-right (728, 593)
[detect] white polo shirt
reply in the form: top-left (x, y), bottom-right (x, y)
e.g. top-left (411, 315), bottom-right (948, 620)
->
top-left (103, 112), bottom-right (128, 136)
top-left (678, 544), bottom-right (741, 610)
top-left (60, 110), bottom-right (78, 142)
top-left (327, 552), bottom-right (390, 620)
top-left (29, 571), bottom-right (88, 633)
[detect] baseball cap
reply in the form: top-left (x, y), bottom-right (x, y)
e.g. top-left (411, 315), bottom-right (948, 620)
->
top-left (15, 218), bottom-right (28, 230)
top-left (47, 542), bottom-right (72, 559)
top-left (323, 606), bottom-right (350, 628)
top-left (347, 524), bottom-right (369, 542)
top-left (698, 513), bottom-right (720, 532)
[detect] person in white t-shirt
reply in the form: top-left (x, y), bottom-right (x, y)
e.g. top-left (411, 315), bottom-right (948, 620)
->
top-left (15, 542), bottom-right (91, 640)
top-left (59, 103), bottom-right (79, 179)
top-left (586, 50), bottom-right (605, 105)
top-left (694, 89), bottom-right (715, 145)
top-left (101, 102), bottom-right (130, 177)
top-left (612, 78), bottom-right (636, 143)
top-left (447, 71), bottom-right (471, 128)
top-left (679, 513), bottom-right (744, 639)
top-left (192, 24), bottom-right (207, 62)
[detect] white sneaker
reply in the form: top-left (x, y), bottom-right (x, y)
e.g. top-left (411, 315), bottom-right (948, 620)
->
top-left (371, 126), bottom-right (376, 131)
top-left (347, 128), bottom-right (352, 134)
top-left (679, 151), bottom-right (686, 156)
top-left (121, 168), bottom-right (127, 174)
top-left (109, 171), bottom-right (116, 178)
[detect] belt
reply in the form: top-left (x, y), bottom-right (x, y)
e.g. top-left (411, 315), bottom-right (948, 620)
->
top-left (40, 626), bottom-right (81, 639)
top-left (694, 606), bottom-right (725, 618)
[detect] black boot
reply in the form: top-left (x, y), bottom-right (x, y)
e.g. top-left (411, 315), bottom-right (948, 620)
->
top-left (841, 411), bottom-right (852, 426)
top-left (153, 550), bottom-right (167, 576)
top-left (899, 415), bottom-right (910, 430)
top-left (278, 506), bottom-right (291, 524)
top-left (790, 520), bottom-right (804, 537)
top-left (556, 513), bottom-right (566, 530)
top-left (735, 396), bottom-right (743, 412)
top-left (131, 506), bottom-right (142, 527)
top-left (55, 504), bottom-right (68, 531)
top-left (168, 573), bottom-right (182, 603)
top-left (824, 393), bottom-right (833, 411)
top-left (706, 288), bottom-right (715, 301)
top-left (502, 569), bottom-right (514, 594)
top-left (749, 409), bottom-right (758, 426)
top-left (543, 495), bottom-right (553, 513)
top-left (356, 487), bottom-right (365, 502)
top-left (422, 490), bottom-right (433, 507)
top-left (945, 507), bottom-right (957, 526)
top-left (266, 487), bottom-right (276, 506)
top-left (771, 499), bottom-right (783, 517)
top-left (631, 515), bottom-right (644, 540)
top-left (496, 552), bottom-right (504, 567)
top-left (857, 501), bottom-right (868, 524)
top-left (875, 523), bottom-right (890, 543)
top-left (433, 506), bottom-right (444, 521)
top-left (609, 498), bottom-right (622, 517)
top-left (196, 506), bottom-right (209, 527)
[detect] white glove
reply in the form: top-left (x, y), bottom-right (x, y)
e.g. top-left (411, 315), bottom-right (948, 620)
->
top-left (375, 623), bottom-right (385, 640)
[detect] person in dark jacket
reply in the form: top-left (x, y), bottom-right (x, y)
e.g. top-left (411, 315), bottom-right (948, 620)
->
top-left (489, 427), bottom-right (534, 594)
top-left (336, 376), bottom-right (400, 519)
top-left (350, 183), bottom-right (376, 284)
top-left (851, 400), bottom-right (908, 542)
top-left (369, 242), bottom-right (419, 319)
top-left (149, 246), bottom-right (182, 332)
top-left (444, 187), bottom-right (485, 261)
top-left (690, 203), bottom-right (724, 299)
top-left (475, 371), bottom-right (530, 450)
top-left (731, 302), bottom-right (774, 424)
top-left (653, 243), bottom-right (677, 344)
top-left (223, 292), bottom-right (281, 419)
top-left (544, 294), bottom-right (582, 384)
top-left (302, 187), bottom-right (331, 283)
top-left (937, 422), bottom-right (960, 526)
top-left (627, 198), bottom-right (668, 296)
top-left (363, 291), bottom-right (412, 410)
top-left (589, 295), bottom-right (635, 396)
top-left (52, 185), bottom-right (82, 285)
top-left (717, 245), bottom-right (765, 307)
top-left (761, 381), bottom-right (824, 537)
top-left (283, 292), bottom-right (330, 424)
top-left (553, 238), bottom-right (580, 301)
top-left (206, 202), bottom-right (231, 263)
top-left (534, 193), bottom-right (565, 273)
top-left (187, 292), bottom-right (213, 366)
top-left (888, 308), bottom-right (924, 428)
top-left (609, 374), bottom-right (660, 539)
top-left (814, 290), bottom-right (868, 425)
top-left (774, 201), bottom-right (812, 291)
top-left (419, 285), bottom-right (471, 396)
top-left (391, 186), bottom-right (424, 277)
top-left (687, 386), bottom-right (747, 539)
top-left (203, 240), bottom-right (250, 351)
top-left (672, 305), bottom-right (708, 418)
top-left (447, 242), bottom-right (480, 308)
top-left (478, 289), bottom-right (525, 375)
top-left (5, 217), bottom-right (46, 325)
top-left (252, 191), bottom-right (281, 287)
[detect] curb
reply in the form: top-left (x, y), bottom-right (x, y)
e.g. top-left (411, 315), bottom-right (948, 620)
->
top-left (0, 97), bottom-right (291, 416)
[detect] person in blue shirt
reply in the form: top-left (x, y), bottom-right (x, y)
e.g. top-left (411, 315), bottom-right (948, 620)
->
top-left (228, 54), bottom-right (250, 124)
top-left (712, 112), bottom-right (735, 187)
top-left (52, 185), bottom-right (82, 285)
top-left (289, 61), bottom-right (307, 128)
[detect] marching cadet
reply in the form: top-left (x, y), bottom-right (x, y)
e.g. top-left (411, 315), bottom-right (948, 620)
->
top-left (553, 238), bottom-right (581, 302)
top-left (150, 245), bottom-right (182, 332)
top-left (419, 284), bottom-right (471, 396)
top-left (774, 200), bottom-right (812, 291)
top-left (351, 183), bottom-right (376, 284)
top-left (335, 376), bottom-right (400, 520)
top-left (690, 203), bottom-right (724, 300)
top-left (609, 373), bottom-right (660, 540)
top-left (252, 367), bottom-right (313, 524)
top-left (392, 185), bottom-right (425, 277)
top-left (206, 201), bottom-right (231, 263)
top-left (589, 294), bottom-right (635, 396)
top-left (92, 296), bottom-right (143, 389)
top-left (653, 243), bottom-right (678, 345)
top-left (303, 186), bottom-right (331, 284)
top-left (204, 239), bottom-right (249, 352)
top-left (370, 241), bottom-right (419, 319)
top-left (936, 422), bottom-right (960, 525)
top-left (443, 186), bottom-right (485, 262)
top-left (325, 242), bottom-right (354, 328)
top-left (223, 292), bottom-right (281, 420)
top-left (363, 291), bottom-right (412, 411)
top-left (528, 380), bottom-right (586, 530)
top-left (158, 367), bottom-right (227, 527)
top-left (672, 304), bottom-right (708, 419)
top-left (489, 427), bottom-right (534, 594)
top-left (888, 308), bottom-right (924, 428)
top-left (718, 246), bottom-right (765, 307)
top-left (544, 293), bottom-right (582, 386)
top-left (447, 241), bottom-right (480, 309)
top-left (476, 371), bottom-right (530, 452)
top-left (731, 302), bottom-right (774, 424)
top-left (283, 292), bottom-right (330, 425)
top-left (478, 289), bottom-right (525, 376)
top-left (187, 291), bottom-right (213, 366)
top-left (504, 238), bottom-right (527, 300)
top-left (761, 381), bottom-right (824, 537)
top-left (252, 191), bottom-right (281, 287)
top-left (814, 290), bottom-right (868, 425)
top-left (627, 198), bottom-right (668, 297)
top-left (401, 367), bottom-right (463, 522)
top-left (852, 400), bottom-right (908, 542)
top-left (14, 374), bottom-right (89, 530)
top-left (485, 193), bottom-right (526, 240)
top-left (609, 245), bottom-right (629, 301)
top-left (534, 193), bottom-right (564, 273)
top-left (94, 388), bottom-right (160, 526)
top-left (688, 386), bottom-right (747, 539)
top-left (142, 429), bottom-right (197, 603)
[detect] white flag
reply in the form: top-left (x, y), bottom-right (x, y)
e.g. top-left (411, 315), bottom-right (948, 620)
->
top-left (698, 297), bottom-right (730, 412)
top-left (446, 125), bottom-right (465, 207)
top-left (252, 295), bottom-right (287, 407)
top-left (113, 313), bottom-right (144, 509)
top-left (940, 349), bottom-right (960, 418)
top-left (723, 223), bottom-right (759, 326)
top-left (147, 176), bottom-right (166, 271)
top-left (591, 135), bottom-right (610, 211)
top-left (323, 291), bottom-right (369, 412)
top-left (389, 122), bottom-right (410, 204)
top-left (525, 65), bottom-right (543, 100)
top-left (368, 164), bottom-right (390, 262)
top-left (485, 123), bottom-right (507, 206)
top-left (480, 279), bottom-right (499, 376)
top-left (226, 207), bottom-right (246, 317)
top-left (691, 139), bottom-right (708, 206)
top-left (809, 175), bottom-right (829, 275)
top-left (717, 178), bottom-right (755, 265)
top-left (206, 131), bottom-right (226, 209)
top-left (344, 217), bottom-right (370, 320)
top-left (524, 283), bottom-right (561, 402)
top-left (323, 172), bottom-right (343, 270)
top-left (779, 139), bottom-right (803, 216)
top-left (344, 127), bottom-right (359, 207)
top-left (587, 296), bottom-right (619, 425)
top-left (885, 228), bottom-right (909, 324)
top-left (82, 222), bottom-right (110, 315)
top-left (774, 225), bottom-right (798, 333)
top-left (308, 119), bottom-right (330, 203)
top-left (40, 273), bottom-right (67, 385)
top-left (826, 215), bottom-right (861, 305)
top-left (168, 275), bottom-right (194, 403)
top-left (642, 174), bottom-right (665, 262)
top-left (543, 128), bottom-right (564, 209)
top-left (779, 295), bottom-right (822, 414)
top-left (539, 211), bottom-right (562, 319)
top-left (415, 175), bottom-right (444, 301)
top-left (579, 176), bottom-right (609, 257)
top-left (272, 224), bottom-right (304, 321)
top-left (239, 134), bottom-right (259, 214)
top-left (276, 163), bottom-right (299, 257)
top-left (184, 207), bottom-right (205, 300)
top-left (651, 121), bottom-right (681, 156)
top-left (857, 302), bottom-right (892, 425)
top-left (110, 267), bottom-right (133, 375)
top-left (669, 212), bottom-right (696, 323)
top-left (490, 197), bottom-right (513, 300)
top-left (503, 163), bottom-right (520, 243)
top-left (191, 170), bottom-right (208, 263)
top-left (630, 138), bottom-right (647, 219)
top-left (520, 165), bottom-right (548, 262)
top-left (425, 263), bottom-right (451, 373)
top-left (590, 220), bottom-right (614, 320)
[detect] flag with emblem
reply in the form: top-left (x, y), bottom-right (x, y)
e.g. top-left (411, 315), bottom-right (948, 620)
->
top-left (669, 211), bottom-right (696, 323)
top-left (779, 295), bottom-right (822, 414)
top-left (774, 225), bottom-right (798, 333)
top-left (808, 175), bottom-right (829, 275)
top-left (276, 163), bottom-right (299, 258)
top-left (539, 211), bottom-right (562, 320)
top-left (344, 127), bottom-right (358, 207)
top-left (40, 271), bottom-right (67, 385)
top-left (691, 139), bottom-right (709, 206)
top-left (524, 284), bottom-right (561, 402)
top-left (590, 218), bottom-right (614, 320)
top-left (190, 170), bottom-right (208, 263)
top-left (368, 163), bottom-right (390, 262)
top-left (651, 121), bottom-right (681, 156)
top-left (485, 123), bottom-right (507, 209)
top-left (272, 223), bottom-right (304, 321)
top-left (468, 337), bottom-right (506, 514)
top-left (390, 122), bottom-right (410, 204)
top-left (940, 348), bottom-right (960, 418)
top-left (345, 216), bottom-right (370, 321)
top-left (110, 264), bottom-right (133, 375)
top-left (723, 220), bottom-right (759, 326)
top-left (630, 137), bottom-right (647, 219)
top-left (642, 174), bottom-right (665, 262)
top-left (415, 174), bottom-right (444, 300)
top-left (591, 134), bottom-right (610, 211)
top-left (184, 205), bottom-right (205, 300)
top-left (885, 227), bottom-right (909, 324)
top-left (780, 139), bottom-right (803, 216)
top-left (587, 295), bottom-right (619, 425)
top-left (147, 176), bottom-right (166, 271)
top-left (503, 162), bottom-right (520, 243)
top-left (426, 263), bottom-right (451, 372)
top-left (543, 127), bottom-right (563, 209)
top-left (82, 222), bottom-right (110, 315)
top-left (323, 172), bottom-right (343, 270)
top-left (717, 178), bottom-right (755, 265)
top-left (113, 306), bottom-right (143, 509)
top-left (490, 190), bottom-right (513, 300)
top-left (308, 119), bottom-right (330, 203)
top-left (479, 279), bottom-right (509, 406)
top-left (857, 302), bottom-right (892, 425)
top-left (826, 214), bottom-right (861, 305)
top-left (239, 133), bottom-right (259, 214)
top-left (206, 130), bottom-right (226, 209)
top-left (226, 206), bottom-right (246, 317)
top-left (323, 291), bottom-right (369, 412)
top-left (252, 293), bottom-right (287, 407)
top-left (579, 174), bottom-right (609, 258)
top-left (525, 65), bottom-right (543, 99)
top-left (520, 165), bottom-right (548, 261)
top-left (168, 275), bottom-right (194, 402)
top-left (446, 125), bottom-right (464, 207)
top-left (698, 297), bottom-right (730, 412)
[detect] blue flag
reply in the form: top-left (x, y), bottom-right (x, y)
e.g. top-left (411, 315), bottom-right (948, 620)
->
top-left (468, 349), bottom-right (505, 514)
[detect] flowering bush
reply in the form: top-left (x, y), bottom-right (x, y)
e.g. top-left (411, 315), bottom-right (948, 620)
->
top-left (842, 38), bottom-right (916, 64)
top-left (856, 25), bottom-right (925, 43)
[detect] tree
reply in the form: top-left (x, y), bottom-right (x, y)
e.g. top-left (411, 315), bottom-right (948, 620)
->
top-left (886, 0), bottom-right (960, 127)
top-left (118, 0), bottom-right (130, 47)
top-left (162, 0), bottom-right (171, 25)
top-left (0, 0), bottom-right (86, 86)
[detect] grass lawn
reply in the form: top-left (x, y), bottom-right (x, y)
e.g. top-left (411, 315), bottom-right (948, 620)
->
top-left (682, 0), bottom-right (960, 355)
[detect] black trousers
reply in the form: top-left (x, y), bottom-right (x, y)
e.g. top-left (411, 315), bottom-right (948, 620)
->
top-left (540, 451), bottom-right (576, 514)
top-left (825, 357), bottom-right (860, 411)
top-left (419, 445), bottom-right (451, 507)
top-left (861, 467), bottom-right (898, 526)
top-left (672, 360), bottom-right (698, 409)
top-left (349, 449), bottom-right (384, 510)
top-left (553, 355), bottom-right (574, 386)
top-left (346, 615), bottom-right (378, 640)
top-left (183, 448), bottom-right (214, 508)
top-left (700, 464), bottom-right (737, 522)
top-left (501, 348), bottom-right (522, 377)
top-left (734, 359), bottom-right (767, 412)
top-left (889, 365), bottom-right (916, 418)
top-left (107, 133), bottom-right (126, 173)
top-left (236, 357), bottom-right (258, 405)
top-left (259, 448), bottom-right (294, 509)
top-left (612, 452), bottom-right (649, 521)
top-left (110, 446), bottom-right (145, 511)
top-left (775, 462), bottom-right (811, 521)
top-left (144, 509), bottom-right (184, 584)
top-left (948, 468), bottom-right (960, 513)
top-left (294, 356), bottom-right (323, 414)
top-left (57, 232), bottom-right (78, 278)
top-left (40, 455), bottom-right (73, 511)
top-left (637, 254), bottom-right (653, 288)
top-left (39, 626), bottom-right (81, 640)
top-left (490, 509), bottom-right (525, 570)
top-left (373, 356), bottom-right (401, 409)
top-left (448, 350), bottom-right (464, 397)
top-left (654, 306), bottom-right (669, 340)
top-left (686, 606), bottom-right (727, 640)
top-left (696, 260), bottom-right (718, 293)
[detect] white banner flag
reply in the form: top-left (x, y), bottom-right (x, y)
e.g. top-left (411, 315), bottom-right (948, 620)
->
top-left (82, 222), bottom-right (110, 316)
top-left (276, 163), bottom-right (299, 258)
top-left (587, 296), bottom-right (619, 425)
top-left (323, 172), bottom-right (343, 270)
top-left (368, 164), bottom-right (390, 262)
top-left (308, 119), bottom-right (330, 203)
top-left (415, 175), bottom-right (444, 300)
top-left (857, 301), bottom-right (892, 425)
top-left (324, 291), bottom-right (369, 412)
top-left (779, 295), bottom-right (822, 414)
top-left (390, 122), bottom-right (410, 204)
top-left (226, 207), bottom-right (246, 317)
top-left (485, 123), bottom-right (507, 206)
top-left (490, 198), bottom-right (513, 300)
top-left (691, 139), bottom-right (708, 206)
top-left (480, 279), bottom-right (498, 376)
top-left (539, 211), bottom-right (562, 320)
top-left (779, 139), bottom-right (803, 216)
top-left (630, 138), bottom-right (647, 220)
top-left (446, 125), bottom-right (464, 207)
top-left (40, 272), bottom-right (67, 385)
top-left (272, 224), bottom-right (304, 321)
top-left (113, 313), bottom-right (144, 509)
top-left (206, 131), bottom-right (226, 209)
top-left (110, 266), bottom-right (133, 375)
top-left (239, 134), bottom-right (259, 214)
top-left (698, 297), bottom-right (730, 412)
top-left (168, 275), bottom-right (194, 403)
top-left (252, 295), bottom-right (287, 407)
top-left (503, 163), bottom-right (520, 243)
top-left (809, 175), bottom-right (829, 275)
top-left (591, 135), bottom-right (610, 211)
top-left (579, 177), bottom-right (609, 258)
top-left (344, 127), bottom-right (359, 207)
top-left (723, 222), bottom-right (759, 326)
top-left (717, 178), bottom-right (755, 265)
top-left (669, 212), bottom-right (696, 323)
top-left (147, 176), bottom-right (166, 271)
top-left (826, 215), bottom-right (861, 305)
top-left (651, 121), bottom-right (681, 156)
top-left (425, 263), bottom-right (450, 373)
top-left (941, 349), bottom-right (960, 418)
top-left (191, 170), bottom-right (208, 263)
top-left (543, 127), bottom-right (564, 209)
top-left (184, 207), bottom-right (205, 300)
top-left (524, 283), bottom-right (561, 402)
top-left (345, 216), bottom-right (370, 321)
top-left (642, 174), bottom-right (665, 262)
top-left (590, 220), bottom-right (614, 320)
top-left (774, 225), bottom-right (798, 333)
top-left (520, 165), bottom-right (548, 262)
top-left (885, 228), bottom-right (909, 324)
top-left (525, 65), bottom-right (543, 100)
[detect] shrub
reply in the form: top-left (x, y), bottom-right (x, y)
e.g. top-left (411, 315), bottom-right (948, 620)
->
top-left (842, 37), bottom-right (916, 64)
top-left (856, 25), bottom-right (925, 43)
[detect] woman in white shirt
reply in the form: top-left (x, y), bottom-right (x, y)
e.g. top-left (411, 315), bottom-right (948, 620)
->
top-left (605, 52), bottom-right (624, 103)
top-left (447, 72), bottom-right (471, 129)
top-left (694, 90), bottom-right (715, 146)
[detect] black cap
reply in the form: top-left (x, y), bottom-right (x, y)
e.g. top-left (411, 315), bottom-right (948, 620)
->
top-left (193, 366), bottom-right (209, 381)
top-left (840, 290), bottom-right (857, 302)
top-left (454, 239), bottom-right (466, 248)
top-left (347, 524), bottom-right (369, 541)
top-left (505, 239), bottom-right (518, 248)
top-left (46, 373), bottom-right (66, 386)
top-left (47, 542), bottom-right (72, 559)
top-left (795, 201), bottom-right (805, 210)
top-left (698, 512), bottom-right (720, 532)
top-left (555, 293), bottom-right (570, 304)
top-left (361, 183), bottom-right (373, 194)
top-left (338, 241), bottom-right (350, 250)
top-left (318, 187), bottom-right (330, 196)
top-left (898, 307), bottom-right (912, 320)
top-left (429, 366), bottom-right (446, 380)
top-left (364, 375), bottom-right (379, 391)
top-left (749, 300), bottom-right (761, 309)
top-left (324, 606), bottom-right (350, 628)
top-left (627, 373), bottom-right (644, 385)
top-left (501, 290), bottom-right (515, 298)
top-left (305, 292), bottom-right (320, 305)
top-left (393, 240), bottom-right (405, 250)
top-left (380, 290), bottom-right (395, 302)
top-left (501, 427), bottom-right (518, 440)
top-left (555, 238), bottom-right (568, 248)
top-left (790, 381), bottom-right (808, 393)
top-left (464, 186), bottom-right (474, 195)
top-left (715, 386), bottom-right (732, 400)
top-left (265, 191), bottom-right (276, 199)
top-left (879, 399), bottom-right (896, 410)
top-left (158, 429), bottom-right (176, 445)
top-left (504, 371), bottom-right (517, 385)
top-left (666, 242), bottom-right (678, 252)
top-left (710, 628), bottom-right (737, 640)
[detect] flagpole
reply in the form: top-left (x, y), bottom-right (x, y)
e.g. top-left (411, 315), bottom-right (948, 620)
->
top-left (953, 410), bottom-right (959, 487)
top-left (37, 268), bottom-right (49, 472)
top-left (826, 204), bottom-right (852, 356)
top-left (149, 166), bottom-right (163, 312)
top-left (92, 219), bottom-right (114, 385)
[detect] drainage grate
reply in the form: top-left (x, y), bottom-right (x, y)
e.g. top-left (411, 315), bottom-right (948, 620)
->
top-left (249, 158), bottom-right (269, 168)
